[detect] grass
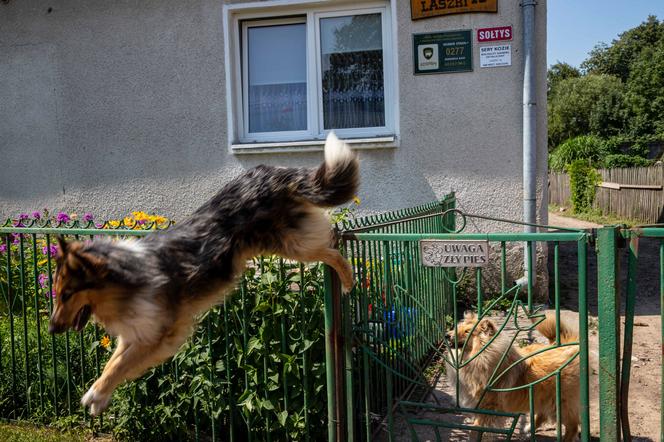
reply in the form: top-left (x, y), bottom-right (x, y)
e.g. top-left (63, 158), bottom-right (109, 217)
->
top-left (0, 422), bottom-right (101, 442)
top-left (548, 204), bottom-right (642, 227)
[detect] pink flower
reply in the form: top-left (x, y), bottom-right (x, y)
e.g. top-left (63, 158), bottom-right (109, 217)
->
top-left (42, 244), bottom-right (58, 256)
top-left (0, 244), bottom-right (6, 253)
top-left (56, 212), bottom-right (70, 223)
top-left (83, 213), bottom-right (94, 222)
top-left (38, 273), bottom-right (49, 288)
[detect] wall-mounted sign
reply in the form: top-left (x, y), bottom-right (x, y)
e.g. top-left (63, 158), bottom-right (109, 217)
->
top-left (480, 44), bottom-right (511, 68)
top-left (413, 31), bottom-right (472, 75)
top-left (477, 25), bottom-right (512, 42)
top-left (411, 0), bottom-right (498, 20)
top-left (420, 240), bottom-right (489, 267)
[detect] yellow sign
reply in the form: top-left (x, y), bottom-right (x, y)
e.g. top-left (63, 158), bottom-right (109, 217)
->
top-left (411, 0), bottom-right (498, 20)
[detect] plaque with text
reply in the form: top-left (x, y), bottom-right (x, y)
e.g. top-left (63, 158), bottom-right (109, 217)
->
top-left (420, 240), bottom-right (489, 267)
top-left (413, 31), bottom-right (472, 74)
top-left (412, 0), bottom-right (498, 20)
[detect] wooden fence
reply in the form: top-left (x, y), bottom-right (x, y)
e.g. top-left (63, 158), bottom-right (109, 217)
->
top-left (549, 165), bottom-right (664, 223)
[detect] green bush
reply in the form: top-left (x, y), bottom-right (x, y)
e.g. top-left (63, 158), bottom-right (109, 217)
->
top-left (603, 154), bottom-right (652, 168)
top-left (548, 135), bottom-right (608, 171)
top-left (568, 159), bottom-right (601, 213)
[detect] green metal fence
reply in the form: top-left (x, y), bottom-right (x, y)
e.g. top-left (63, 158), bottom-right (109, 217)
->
top-left (4, 200), bottom-right (658, 441)
top-left (597, 225), bottom-right (664, 442)
top-left (0, 196), bottom-right (458, 440)
top-left (326, 205), bottom-right (593, 441)
top-left (324, 194), bottom-right (458, 441)
top-left (0, 221), bottom-right (329, 440)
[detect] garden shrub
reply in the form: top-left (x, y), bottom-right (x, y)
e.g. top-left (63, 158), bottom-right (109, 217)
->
top-left (568, 159), bottom-right (602, 213)
top-left (548, 135), bottom-right (608, 171)
top-left (603, 153), bottom-right (652, 168)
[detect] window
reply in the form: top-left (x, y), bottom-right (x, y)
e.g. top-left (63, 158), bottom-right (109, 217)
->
top-left (233, 4), bottom-right (395, 144)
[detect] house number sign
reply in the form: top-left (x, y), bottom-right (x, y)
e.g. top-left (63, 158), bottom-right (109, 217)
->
top-left (420, 240), bottom-right (489, 267)
top-left (413, 30), bottom-right (472, 74)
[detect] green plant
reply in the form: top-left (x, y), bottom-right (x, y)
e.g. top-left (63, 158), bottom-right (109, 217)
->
top-left (548, 135), bottom-right (608, 171)
top-left (603, 154), bottom-right (652, 168)
top-left (568, 159), bottom-right (601, 213)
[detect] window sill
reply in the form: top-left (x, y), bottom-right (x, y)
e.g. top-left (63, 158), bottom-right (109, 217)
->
top-left (231, 136), bottom-right (398, 154)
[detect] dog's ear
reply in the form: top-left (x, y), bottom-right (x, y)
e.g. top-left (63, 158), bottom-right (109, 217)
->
top-left (56, 235), bottom-right (69, 259)
top-left (478, 319), bottom-right (496, 336)
top-left (464, 311), bottom-right (477, 321)
top-left (63, 243), bottom-right (109, 280)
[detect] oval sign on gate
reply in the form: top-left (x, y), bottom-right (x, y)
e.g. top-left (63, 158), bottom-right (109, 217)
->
top-left (420, 240), bottom-right (489, 267)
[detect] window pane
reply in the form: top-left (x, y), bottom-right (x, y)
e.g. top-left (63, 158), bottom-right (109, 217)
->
top-left (247, 23), bottom-right (307, 133)
top-left (320, 14), bottom-right (385, 130)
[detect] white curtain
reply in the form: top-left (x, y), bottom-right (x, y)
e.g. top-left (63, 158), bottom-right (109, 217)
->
top-left (248, 83), bottom-right (307, 133)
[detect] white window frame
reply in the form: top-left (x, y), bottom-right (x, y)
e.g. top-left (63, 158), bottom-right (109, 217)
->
top-left (241, 17), bottom-right (310, 142)
top-left (226, 1), bottom-right (397, 147)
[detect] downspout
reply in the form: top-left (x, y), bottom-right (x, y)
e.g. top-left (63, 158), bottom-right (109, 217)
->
top-left (516, 0), bottom-right (538, 292)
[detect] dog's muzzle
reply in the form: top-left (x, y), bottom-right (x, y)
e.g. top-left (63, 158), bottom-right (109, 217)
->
top-left (48, 320), bottom-right (67, 334)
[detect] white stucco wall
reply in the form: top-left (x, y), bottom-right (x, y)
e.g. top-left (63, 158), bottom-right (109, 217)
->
top-left (0, 0), bottom-right (547, 230)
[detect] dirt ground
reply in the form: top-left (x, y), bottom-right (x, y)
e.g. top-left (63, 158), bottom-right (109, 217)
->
top-left (388, 214), bottom-right (661, 441)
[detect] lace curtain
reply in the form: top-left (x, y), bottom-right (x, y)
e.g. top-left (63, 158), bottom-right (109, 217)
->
top-left (248, 83), bottom-right (307, 133)
top-left (321, 50), bottom-right (385, 129)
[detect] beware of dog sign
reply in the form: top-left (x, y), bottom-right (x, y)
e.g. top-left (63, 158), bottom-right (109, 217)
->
top-left (420, 240), bottom-right (489, 267)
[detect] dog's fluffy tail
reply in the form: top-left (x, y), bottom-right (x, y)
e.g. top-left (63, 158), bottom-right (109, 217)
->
top-left (298, 132), bottom-right (359, 207)
top-left (534, 313), bottom-right (578, 344)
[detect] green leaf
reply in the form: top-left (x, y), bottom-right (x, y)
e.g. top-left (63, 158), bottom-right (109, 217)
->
top-left (262, 399), bottom-right (275, 410)
top-left (277, 410), bottom-right (288, 427)
top-left (247, 336), bottom-right (263, 355)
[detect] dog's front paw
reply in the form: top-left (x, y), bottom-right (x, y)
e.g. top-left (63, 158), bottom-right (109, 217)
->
top-left (81, 385), bottom-right (111, 416)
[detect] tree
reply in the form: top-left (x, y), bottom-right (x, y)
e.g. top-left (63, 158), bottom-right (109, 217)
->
top-left (624, 39), bottom-right (664, 136)
top-left (547, 62), bottom-right (580, 95)
top-left (581, 15), bottom-right (664, 81)
top-left (548, 74), bottom-right (626, 149)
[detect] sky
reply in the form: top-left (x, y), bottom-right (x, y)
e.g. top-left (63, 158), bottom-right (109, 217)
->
top-left (548, 0), bottom-right (664, 68)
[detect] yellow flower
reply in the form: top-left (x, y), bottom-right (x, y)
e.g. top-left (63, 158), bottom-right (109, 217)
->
top-left (100, 335), bottom-right (111, 349)
top-left (132, 211), bottom-right (150, 222)
top-left (353, 196), bottom-right (361, 205)
top-left (123, 216), bottom-right (136, 228)
top-left (107, 220), bottom-right (120, 228)
top-left (152, 215), bottom-right (168, 225)
top-left (38, 258), bottom-right (48, 266)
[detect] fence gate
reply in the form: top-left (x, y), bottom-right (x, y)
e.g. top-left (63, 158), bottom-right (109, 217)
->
top-left (324, 199), bottom-right (593, 441)
top-left (596, 225), bottom-right (664, 442)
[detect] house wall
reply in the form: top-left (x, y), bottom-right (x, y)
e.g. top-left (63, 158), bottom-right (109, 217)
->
top-left (0, 0), bottom-right (547, 230)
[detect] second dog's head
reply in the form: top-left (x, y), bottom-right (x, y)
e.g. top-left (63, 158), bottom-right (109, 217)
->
top-left (48, 236), bottom-right (112, 334)
top-left (446, 311), bottom-right (497, 351)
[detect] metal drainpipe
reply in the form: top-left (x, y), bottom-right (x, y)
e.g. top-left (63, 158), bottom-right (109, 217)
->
top-left (517, 0), bottom-right (538, 290)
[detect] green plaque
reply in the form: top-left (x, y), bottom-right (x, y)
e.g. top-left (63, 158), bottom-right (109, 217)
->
top-left (413, 30), bottom-right (472, 75)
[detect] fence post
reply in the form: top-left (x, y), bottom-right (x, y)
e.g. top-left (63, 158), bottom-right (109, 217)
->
top-left (596, 226), bottom-right (621, 442)
top-left (324, 264), bottom-right (345, 442)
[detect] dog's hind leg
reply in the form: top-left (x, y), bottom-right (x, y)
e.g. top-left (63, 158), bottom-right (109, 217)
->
top-left (288, 247), bottom-right (354, 293)
top-left (316, 247), bottom-right (354, 293)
